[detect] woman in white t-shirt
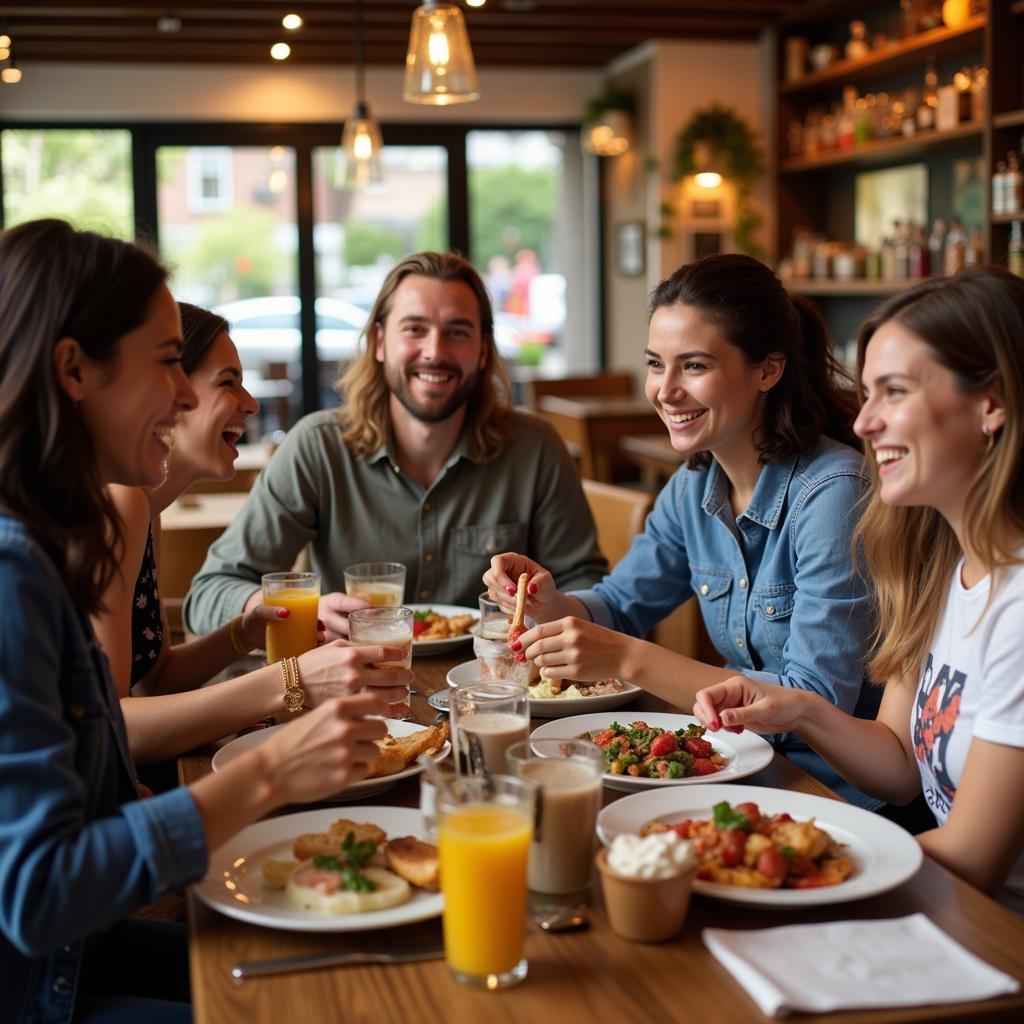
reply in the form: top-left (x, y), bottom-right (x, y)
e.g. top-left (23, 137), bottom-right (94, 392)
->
top-left (693, 266), bottom-right (1024, 906)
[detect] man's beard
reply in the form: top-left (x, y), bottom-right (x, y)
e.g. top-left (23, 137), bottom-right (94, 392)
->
top-left (384, 361), bottom-right (481, 424)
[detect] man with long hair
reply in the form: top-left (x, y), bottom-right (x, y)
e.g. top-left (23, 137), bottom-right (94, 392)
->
top-left (184, 252), bottom-right (606, 639)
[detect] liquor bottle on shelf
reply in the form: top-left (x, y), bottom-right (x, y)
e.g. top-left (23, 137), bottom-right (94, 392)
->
top-left (1006, 152), bottom-right (1023, 216)
top-left (908, 226), bottom-right (930, 278)
top-left (993, 161), bottom-right (1008, 216)
top-left (929, 218), bottom-right (947, 272)
top-left (846, 20), bottom-right (870, 60)
top-left (917, 61), bottom-right (938, 132)
top-left (944, 217), bottom-right (967, 275)
top-left (964, 228), bottom-right (984, 266)
top-left (1009, 221), bottom-right (1024, 278)
top-left (894, 222), bottom-right (910, 279)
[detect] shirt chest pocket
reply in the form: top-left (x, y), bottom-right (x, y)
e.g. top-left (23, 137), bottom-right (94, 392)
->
top-left (752, 585), bottom-right (796, 662)
top-left (693, 569), bottom-right (733, 644)
top-left (450, 522), bottom-right (528, 573)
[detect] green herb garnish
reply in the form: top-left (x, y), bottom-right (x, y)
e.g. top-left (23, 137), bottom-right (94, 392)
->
top-left (311, 852), bottom-right (377, 892)
top-left (712, 801), bottom-right (750, 831)
top-left (341, 830), bottom-right (377, 868)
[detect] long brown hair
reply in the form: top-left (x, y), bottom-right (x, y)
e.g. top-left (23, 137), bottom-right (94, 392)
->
top-left (0, 219), bottom-right (168, 614)
top-left (178, 301), bottom-right (229, 375)
top-left (647, 253), bottom-right (859, 469)
top-left (337, 251), bottom-right (514, 460)
top-left (854, 267), bottom-right (1024, 684)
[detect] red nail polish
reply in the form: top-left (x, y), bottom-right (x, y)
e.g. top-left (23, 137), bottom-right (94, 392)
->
top-left (506, 585), bottom-right (516, 595)
top-left (278, 608), bottom-right (289, 618)
top-left (510, 640), bottom-right (521, 651)
top-left (528, 582), bottom-right (538, 595)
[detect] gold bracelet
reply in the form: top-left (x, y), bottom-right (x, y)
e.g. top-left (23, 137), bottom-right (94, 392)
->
top-left (228, 614), bottom-right (251, 657)
top-left (281, 656), bottom-right (305, 714)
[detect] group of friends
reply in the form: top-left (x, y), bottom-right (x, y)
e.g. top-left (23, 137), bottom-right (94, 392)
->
top-left (0, 216), bottom-right (1022, 1022)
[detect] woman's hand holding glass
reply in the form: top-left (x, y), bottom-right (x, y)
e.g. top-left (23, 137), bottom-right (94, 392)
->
top-left (693, 675), bottom-right (811, 734)
top-left (254, 692), bottom-right (391, 804)
top-left (515, 616), bottom-right (636, 684)
top-left (296, 639), bottom-right (412, 708)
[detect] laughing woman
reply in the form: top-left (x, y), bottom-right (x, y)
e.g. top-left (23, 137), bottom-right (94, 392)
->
top-left (91, 303), bottom-right (412, 766)
top-left (0, 220), bottom-right (406, 1021)
top-left (485, 254), bottom-right (879, 803)
top-left (693, 267), bottom-right (1024, 905)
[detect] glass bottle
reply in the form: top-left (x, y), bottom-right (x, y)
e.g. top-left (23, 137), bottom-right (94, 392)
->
top-left (1006, 152), bottom-right (1023, 216)
top-left (993, 161), bottom-right (1008, 216)
top-left (908, 225), bottom-right (930, 278)
top-left (928, 217), bottom-right (946, 272)
top-left (893, 221), bottom-right (910, 279)
top-left (943, 217), bottom-right (967, 275)
top-left (964, 228), bottom-right (984, 266)
top-left (846, 20), bottom-right (870, 60)
top-left (1009, 221), bottom-right (1024, 278)
top-left (917, 61), bottom-right (938, 132)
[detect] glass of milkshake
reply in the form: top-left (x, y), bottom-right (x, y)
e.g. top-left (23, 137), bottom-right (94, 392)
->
top-left (450, 681), bottom-right (529, 776)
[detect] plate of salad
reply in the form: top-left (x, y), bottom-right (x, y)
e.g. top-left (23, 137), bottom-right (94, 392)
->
top-left (406, 604), bottom-right (478, 656)
top-left (530, 712), bottom-right (774, 793)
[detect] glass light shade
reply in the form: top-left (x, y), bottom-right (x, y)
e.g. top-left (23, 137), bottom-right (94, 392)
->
top-left (694, 171), bottom-right (723, 188)
top-left (583, 109), bottom-right (631, 156)
top-left (403, 3), bottom-right (479, 105)
top-left (692, 141), bottom-right (725, 188)
top-left (1, 62), bottom-right (21, 84)
top-left (341, 104), bottom-right (384, 189)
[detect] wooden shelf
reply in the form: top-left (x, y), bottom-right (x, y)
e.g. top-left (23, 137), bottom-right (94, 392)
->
top-left (781, 17), bottom-right (986, 96)
top-left (783, 279), bottom-right (917, 297)
top-left (994, 109), bottom-right (1024, 130)
top-left (992, 213), bottom-right (1024, 225)
top-left (1012, 0), bottom-right (1024, 15)
top-left (780, 121), bottom-right (983, 173)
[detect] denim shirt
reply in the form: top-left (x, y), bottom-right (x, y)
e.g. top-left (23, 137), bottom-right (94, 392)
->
top-left (573, 437), bottom-right (881, 805)
top-left (0, 515), bottom-right (207, 1024)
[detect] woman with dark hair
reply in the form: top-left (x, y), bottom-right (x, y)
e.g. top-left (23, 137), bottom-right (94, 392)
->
top-left (92, 302), bottom-right (413, 765)
top-left (0, 219), bottom-right (406, 1021)
top-left (694, 266), bottom-right (1024, 904)
top-left (485, 253), bottom-right (877, 800)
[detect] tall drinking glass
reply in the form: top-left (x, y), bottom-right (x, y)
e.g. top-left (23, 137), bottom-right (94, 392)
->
top-left (344, 561), bottom-right (406, 607)
top-left (437, 774), bottom-right (535, 989)
top-left (348, 606), bottom-right (414, 719)
top-left (262, 571), bottom-right (320, 663)
top-left (507, 738), bottom-right (603, 903)
top-left (450, 681), bottom-right (529, 776)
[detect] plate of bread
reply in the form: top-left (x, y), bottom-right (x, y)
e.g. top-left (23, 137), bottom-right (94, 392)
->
top-left (193, 807), bottom-right (444, 931)
top-left (212, 719), bottom-right (450, 800)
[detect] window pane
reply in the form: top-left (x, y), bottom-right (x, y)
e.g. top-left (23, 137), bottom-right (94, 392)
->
top-left (312, 145), bottom-right (448, 408)
top-left (1, 128), bottom-right (133, 237)
top-left (467, 130), bottom-right (576, 375)
top-left (157, 144), bottom-right (299, 435)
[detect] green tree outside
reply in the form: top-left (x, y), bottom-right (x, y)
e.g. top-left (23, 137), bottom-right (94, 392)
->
top-left (343, 222), bottom-right (406, 267)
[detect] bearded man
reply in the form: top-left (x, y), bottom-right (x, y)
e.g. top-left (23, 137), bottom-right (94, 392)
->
top-left (184, 251), bottom-right (607, 639)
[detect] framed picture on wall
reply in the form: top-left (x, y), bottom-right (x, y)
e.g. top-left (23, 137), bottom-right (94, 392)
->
top-left (616, 221), bottom-right (645, 276)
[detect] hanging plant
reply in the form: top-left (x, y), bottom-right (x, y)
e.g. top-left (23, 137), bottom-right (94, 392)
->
top-left (672, 103), bottom-right (764, 258)
top-left (583, 88), bottom-right (636, 127)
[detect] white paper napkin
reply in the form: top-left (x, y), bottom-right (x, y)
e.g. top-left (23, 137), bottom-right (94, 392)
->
top-left (703, 913), bottom-right (1019, 1018)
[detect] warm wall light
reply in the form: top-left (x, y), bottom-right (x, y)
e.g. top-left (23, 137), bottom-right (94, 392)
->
top-left (270, 41), bottom-right (291, 60)
top-left (692, 142), bottom-right (724, 188)
top-left (0, 34), bottom-right (10, 50)
top-left (465, 0), bottom-right (486, 6)
top-left (403, 2), bottom-right (479, 105)
top-left (1, 59), bottom-right (21, 84)
top-left (282, 13), bottom-right (303, 30)
top-left (584, 109), bottom-right (631, 157)
top-left (341, 0), bottom-right (384, 188)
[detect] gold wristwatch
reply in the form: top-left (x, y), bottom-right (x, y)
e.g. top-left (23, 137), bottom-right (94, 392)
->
top-left (281, 657), bottom-right (305, 714)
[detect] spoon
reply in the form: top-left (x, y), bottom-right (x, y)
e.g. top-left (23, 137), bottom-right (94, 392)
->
top-left (530, 897), bottom-right (589, 932)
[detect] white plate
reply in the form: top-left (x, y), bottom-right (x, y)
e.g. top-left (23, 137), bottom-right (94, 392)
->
top-left (211, 719), bottom-right (450, 801)
top-left (530, 711), bottom-right (773, 791)
top-left (192, 806), bottom-right (443, 931)
top-left (407, 603), bottom-right (478, 656)
top-left (596, 783), bottom-right (923, 908)
top-left (445, 660), bottom-right (643, 718)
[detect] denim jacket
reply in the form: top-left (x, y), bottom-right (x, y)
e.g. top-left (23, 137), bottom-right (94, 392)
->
top-left (574, 437), bottom-right (880, 805)
top-left (0, 515), bottom-right (207, 1024)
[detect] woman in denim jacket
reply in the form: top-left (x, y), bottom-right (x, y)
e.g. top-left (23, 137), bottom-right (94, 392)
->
top-left (0, 220), bottom-right (409, 1023)
top-left (485, 254), bottom-right (877, 801)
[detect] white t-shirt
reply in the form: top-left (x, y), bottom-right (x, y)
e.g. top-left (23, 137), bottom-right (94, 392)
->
top-left (912, 558), bottom-right (1024, 909)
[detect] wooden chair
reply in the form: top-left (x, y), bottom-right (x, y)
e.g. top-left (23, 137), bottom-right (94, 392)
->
top-left (581, 478), bottom-right (652, 568)
top-left (522, 371), bottom-right (634, 412)
top-left (581, 478), bottom-right (720, 665)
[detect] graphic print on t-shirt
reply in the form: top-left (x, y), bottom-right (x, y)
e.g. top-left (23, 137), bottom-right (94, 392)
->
top-left (913, 653), bottom-right (965, 817)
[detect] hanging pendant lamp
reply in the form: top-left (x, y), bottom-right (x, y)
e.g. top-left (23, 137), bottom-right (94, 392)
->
top-left (403, 1), bottom-right (479, 106)
top-left (341, 0), bottom-right (383, 189)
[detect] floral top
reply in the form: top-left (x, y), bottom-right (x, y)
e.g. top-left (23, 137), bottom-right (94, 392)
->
top-left (130, 525), bottom-right (164, 688)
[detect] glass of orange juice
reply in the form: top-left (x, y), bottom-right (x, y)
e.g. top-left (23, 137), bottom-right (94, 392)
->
top-left (348, 606), bottom-right (414, 719)
top-left (261, 571), bottom-right (320, 663)
top-left (343, 561), bottom-right (406, 607)
top-left (437, 774), bottom-right (535, 989)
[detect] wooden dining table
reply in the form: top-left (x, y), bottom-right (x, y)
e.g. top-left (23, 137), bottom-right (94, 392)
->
top-left (619, 432), bottom-right (686, 490)
top-left (181, 652), bottom-right (1024, 1024)
top-left (537, 394), bottom-right (663, 482)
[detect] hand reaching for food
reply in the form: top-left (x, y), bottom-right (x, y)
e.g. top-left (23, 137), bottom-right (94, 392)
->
top-left (692, 675), bottom-right (812, 735)
top-left (515, 615), bottom-right (635, 684)
top-left (483, 552), bottom-right (563, 623)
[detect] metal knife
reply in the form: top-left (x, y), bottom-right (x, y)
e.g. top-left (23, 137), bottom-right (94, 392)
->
top-left (231, 945), bottom-right (444, 980)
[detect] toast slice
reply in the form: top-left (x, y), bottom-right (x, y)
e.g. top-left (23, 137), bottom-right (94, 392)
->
top-left (386, 836), bottom-right (440, 891)
top-left (292, 819), bottom-right (388, 861)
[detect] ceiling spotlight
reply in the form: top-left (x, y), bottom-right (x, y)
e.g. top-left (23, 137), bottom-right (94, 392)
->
top-left (2, 59), bottom-right (22, 84)
top-left (156, 15), bottom-right (182, 34)
top-left (270, 41), bottom-right (291, 60)
top-left (282, 13), bottom-right (303, 30)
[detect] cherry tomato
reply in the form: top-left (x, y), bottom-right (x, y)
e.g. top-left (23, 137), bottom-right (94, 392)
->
top-left (734, 802), bottom-right (762, 830)
top-left (719, 830), bottom-right (746, 867)
top-left (650, 733), bottom-right (679, 756)
top-left (692, 757), bottom-right (721, 776)
top-left (591, 729), bottom-right (617, 748)
top-left (681, 737), bottom-right (713, 758)
top-left (787, 854), bottom-right (816, 877)
top-left (413, 620), bottom-right (429, 638)
top-left (756, 848), bottom-right (787, 881)
top-left (670, 821), bottom-right (695, 839)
